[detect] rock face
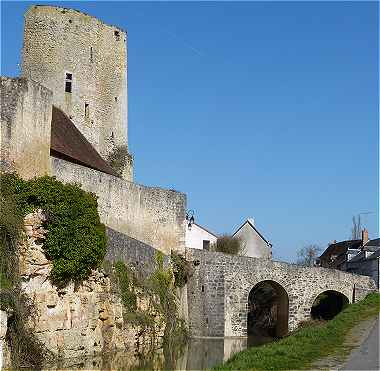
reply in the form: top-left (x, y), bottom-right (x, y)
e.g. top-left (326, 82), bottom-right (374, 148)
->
top-left (17, 211), bottom-right (130, 359)
top-left (0, 310), bottom-right (10, 370)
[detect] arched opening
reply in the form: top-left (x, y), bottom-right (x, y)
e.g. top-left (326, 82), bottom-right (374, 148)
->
top-left (311, 290), bottom-right (349, 320)
top-left (247, 280), bottom-right (289, 339)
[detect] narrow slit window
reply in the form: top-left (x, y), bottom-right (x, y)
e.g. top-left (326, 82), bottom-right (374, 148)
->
top-left (90, 47), bottom-right (93, 62)
top-left (84, 103), bottom-right (89, 118)
top-left (65, 73), bottom-right (72, 93)
top-left (114, 30), bottom-right (120, 41)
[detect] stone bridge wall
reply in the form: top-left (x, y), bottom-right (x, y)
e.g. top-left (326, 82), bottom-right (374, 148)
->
top-left (187, 249), bottom-right (376, 338)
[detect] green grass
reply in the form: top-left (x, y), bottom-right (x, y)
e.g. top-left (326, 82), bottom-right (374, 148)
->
top-left (212, 293), bottom-right (380, 371)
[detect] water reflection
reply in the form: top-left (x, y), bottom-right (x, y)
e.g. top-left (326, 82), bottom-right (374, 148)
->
top-left (46, 335), bottom-right (274, 370)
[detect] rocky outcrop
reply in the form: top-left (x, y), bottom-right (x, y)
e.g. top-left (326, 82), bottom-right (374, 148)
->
top-left (15, 211), bottom-right (129, 360)
top-left (0, 310), bottom-right (10, 369)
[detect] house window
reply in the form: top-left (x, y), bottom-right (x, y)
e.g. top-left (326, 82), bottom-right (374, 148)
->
top-left (65, 73), bottom-right (72, 93)
top-left (84, 103), bottom-right (89, 118)
top-left (203, 240), bottom-right (210, 250)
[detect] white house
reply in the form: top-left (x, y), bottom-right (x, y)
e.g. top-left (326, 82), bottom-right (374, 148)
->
top-left (233, 218), bottom-right (272, 259)
top-left (185, 217), bottom-right (272, 259)
top-left (185, 223), bottom-right (217, 250)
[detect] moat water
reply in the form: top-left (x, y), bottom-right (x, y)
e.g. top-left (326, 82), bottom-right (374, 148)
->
top-left (51, 335), bottom-right (274, 370)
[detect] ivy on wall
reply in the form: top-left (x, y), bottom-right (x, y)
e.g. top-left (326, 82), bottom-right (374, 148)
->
top-left (110, 252), bottom-right (188, 347)
top-left (0, 173), bottom-right (107, 284)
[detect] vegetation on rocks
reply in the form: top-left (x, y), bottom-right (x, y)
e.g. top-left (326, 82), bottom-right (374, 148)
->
top-left (0, 173), bottom-right (106, 284)
top-left (171, 251), bottom-right (192, 288)
top-left (0, 174), bottom-right (52, 369)
top-left (0, 172), bottom-right (107, 368)
top-left (107, 144), bottom-right (133, 177)
top-left (111, 252), bottom-right (188, 348)
top-left (213, 292), bottom-right (380, 371)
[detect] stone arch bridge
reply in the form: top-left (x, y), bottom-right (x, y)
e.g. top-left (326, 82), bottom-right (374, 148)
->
top-left (187, 249), bottom-right (376, 338)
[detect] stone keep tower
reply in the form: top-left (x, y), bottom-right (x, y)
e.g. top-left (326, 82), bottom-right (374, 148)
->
top-left (21, 5), bottom-right (132, 180)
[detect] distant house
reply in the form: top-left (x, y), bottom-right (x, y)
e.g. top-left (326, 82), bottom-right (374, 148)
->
top-left (318, 230), bottom-right (380, 290)
top-left (346, 238), bottom-right (380, 290)
top-left (233, 218), bottom-right (272, 259)
top-left (318, 239), bottom-right (363, 270)
top-left (185, 223), bottom-right (218, 250)
top-left (185, 217), bottom-right (272, 259)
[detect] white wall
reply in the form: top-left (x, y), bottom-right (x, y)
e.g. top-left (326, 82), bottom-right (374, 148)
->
top-left (185, 224), bottom-right (217, 250)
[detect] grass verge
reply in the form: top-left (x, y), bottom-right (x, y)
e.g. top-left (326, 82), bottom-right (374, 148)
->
top-left (212, 293), bottom-right (380, 371)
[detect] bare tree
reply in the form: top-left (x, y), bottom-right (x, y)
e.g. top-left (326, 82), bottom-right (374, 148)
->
top-left (351, 215), bottom-right (362, 240)
top-left (296, 244), bottom-right (321, 267)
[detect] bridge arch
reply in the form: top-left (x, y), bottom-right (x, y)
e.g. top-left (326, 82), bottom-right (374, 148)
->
top-left (310, 290), bottom-right (349, 320)
top-left (247, 280), bottom-right (289, 338)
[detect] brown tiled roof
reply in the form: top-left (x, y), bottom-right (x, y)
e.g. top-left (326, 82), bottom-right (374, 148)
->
top-left (50, 106), bottom-right (118, 177)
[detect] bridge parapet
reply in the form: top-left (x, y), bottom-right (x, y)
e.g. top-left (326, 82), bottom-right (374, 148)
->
top-left (187, 249), bottom-right (376, 338)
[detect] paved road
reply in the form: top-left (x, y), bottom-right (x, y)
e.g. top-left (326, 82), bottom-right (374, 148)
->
top-left (342, 315), bottom-right (379, 371)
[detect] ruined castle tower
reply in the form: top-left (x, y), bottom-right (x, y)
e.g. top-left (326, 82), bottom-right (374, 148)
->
top-left (21, 5), bottom-right (132, 179)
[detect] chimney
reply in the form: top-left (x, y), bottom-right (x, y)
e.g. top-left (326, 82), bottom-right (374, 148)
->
top-left (362, 229), bottom-right (369, 246)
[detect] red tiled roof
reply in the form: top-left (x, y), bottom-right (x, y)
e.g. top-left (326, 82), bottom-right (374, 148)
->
top-left (50, 106), bottom-right (118, 177)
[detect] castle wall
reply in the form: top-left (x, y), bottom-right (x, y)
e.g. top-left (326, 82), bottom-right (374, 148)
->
top-left (0, 77), bottom-right (52, 179)
top-left (22, 6), bottom-right (129, 171)
top-left (187, 249), bottom-right (376, 337)
top-left (51, 157), bottom-right (186, 255)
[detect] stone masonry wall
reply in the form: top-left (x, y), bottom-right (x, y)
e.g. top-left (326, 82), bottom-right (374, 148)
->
top-left (22, 5), bottom-right (129, 176)
top-left (51, 157), bottom-right (186, 255)
top-left (0, 77), bottom-right (52, 179)
top-left (17, 211), bottom-right (127, 359)
top-left (187, 249), bottom-right (377, 338)
top-left (106, 227), bottom-right (170, 277)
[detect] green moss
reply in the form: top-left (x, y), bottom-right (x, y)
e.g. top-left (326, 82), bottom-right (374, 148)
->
top-left (212, 293), bottom-right (380, 371)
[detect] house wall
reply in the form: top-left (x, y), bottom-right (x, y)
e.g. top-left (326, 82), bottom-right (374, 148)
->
top-left (0, 77), bottom-right (52, 179)
top-left (51, 157), bottom-right (186, 255)
top-left (234, 223), bottom-right (271, 259)
top-left (347, 258), bottom-right (380, 291)
top-left (186, 224), bottom-right (217, 250)
top-left (22, 5), bottom-right (132, 179)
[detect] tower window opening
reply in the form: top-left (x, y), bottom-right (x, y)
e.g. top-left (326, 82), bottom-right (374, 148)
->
top-left (85, 103), bottom-right (89, 118)
top-left (90, 47), bottom-right (93, 62)
top-left (114, 30), bottom-right (120, 40)
top-left (65, 73), bottom-right (72, 93)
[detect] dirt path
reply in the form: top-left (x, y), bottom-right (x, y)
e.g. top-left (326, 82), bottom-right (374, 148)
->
top-left (310, 315), bottom-right (379, 371)
top-left (342, 315), bottom-right (379, 371)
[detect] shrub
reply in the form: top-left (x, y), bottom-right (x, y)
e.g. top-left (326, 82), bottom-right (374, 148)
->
top-left (170, 252), bottom-right (192, 288)
top-left (107, 145), bottom-right (133, 177)
top-left (0, 173), bottom-right (107, 284)
top-left (214, 235), bottom-right (242, 255)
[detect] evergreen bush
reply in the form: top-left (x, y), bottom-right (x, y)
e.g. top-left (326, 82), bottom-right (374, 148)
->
top-left (0, 173), bottom-right (107, 284)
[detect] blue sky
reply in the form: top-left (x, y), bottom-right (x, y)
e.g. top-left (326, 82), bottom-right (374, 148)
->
top-left (1, 1), bottom-right (378, 262)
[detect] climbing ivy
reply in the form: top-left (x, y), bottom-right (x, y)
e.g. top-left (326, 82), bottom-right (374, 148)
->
top-left (0, 173), bottom-right (107, 284)
top-left (111, 252), bottom-right (188, 345)
top-left (170, 251), bottom-right (192, 288)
